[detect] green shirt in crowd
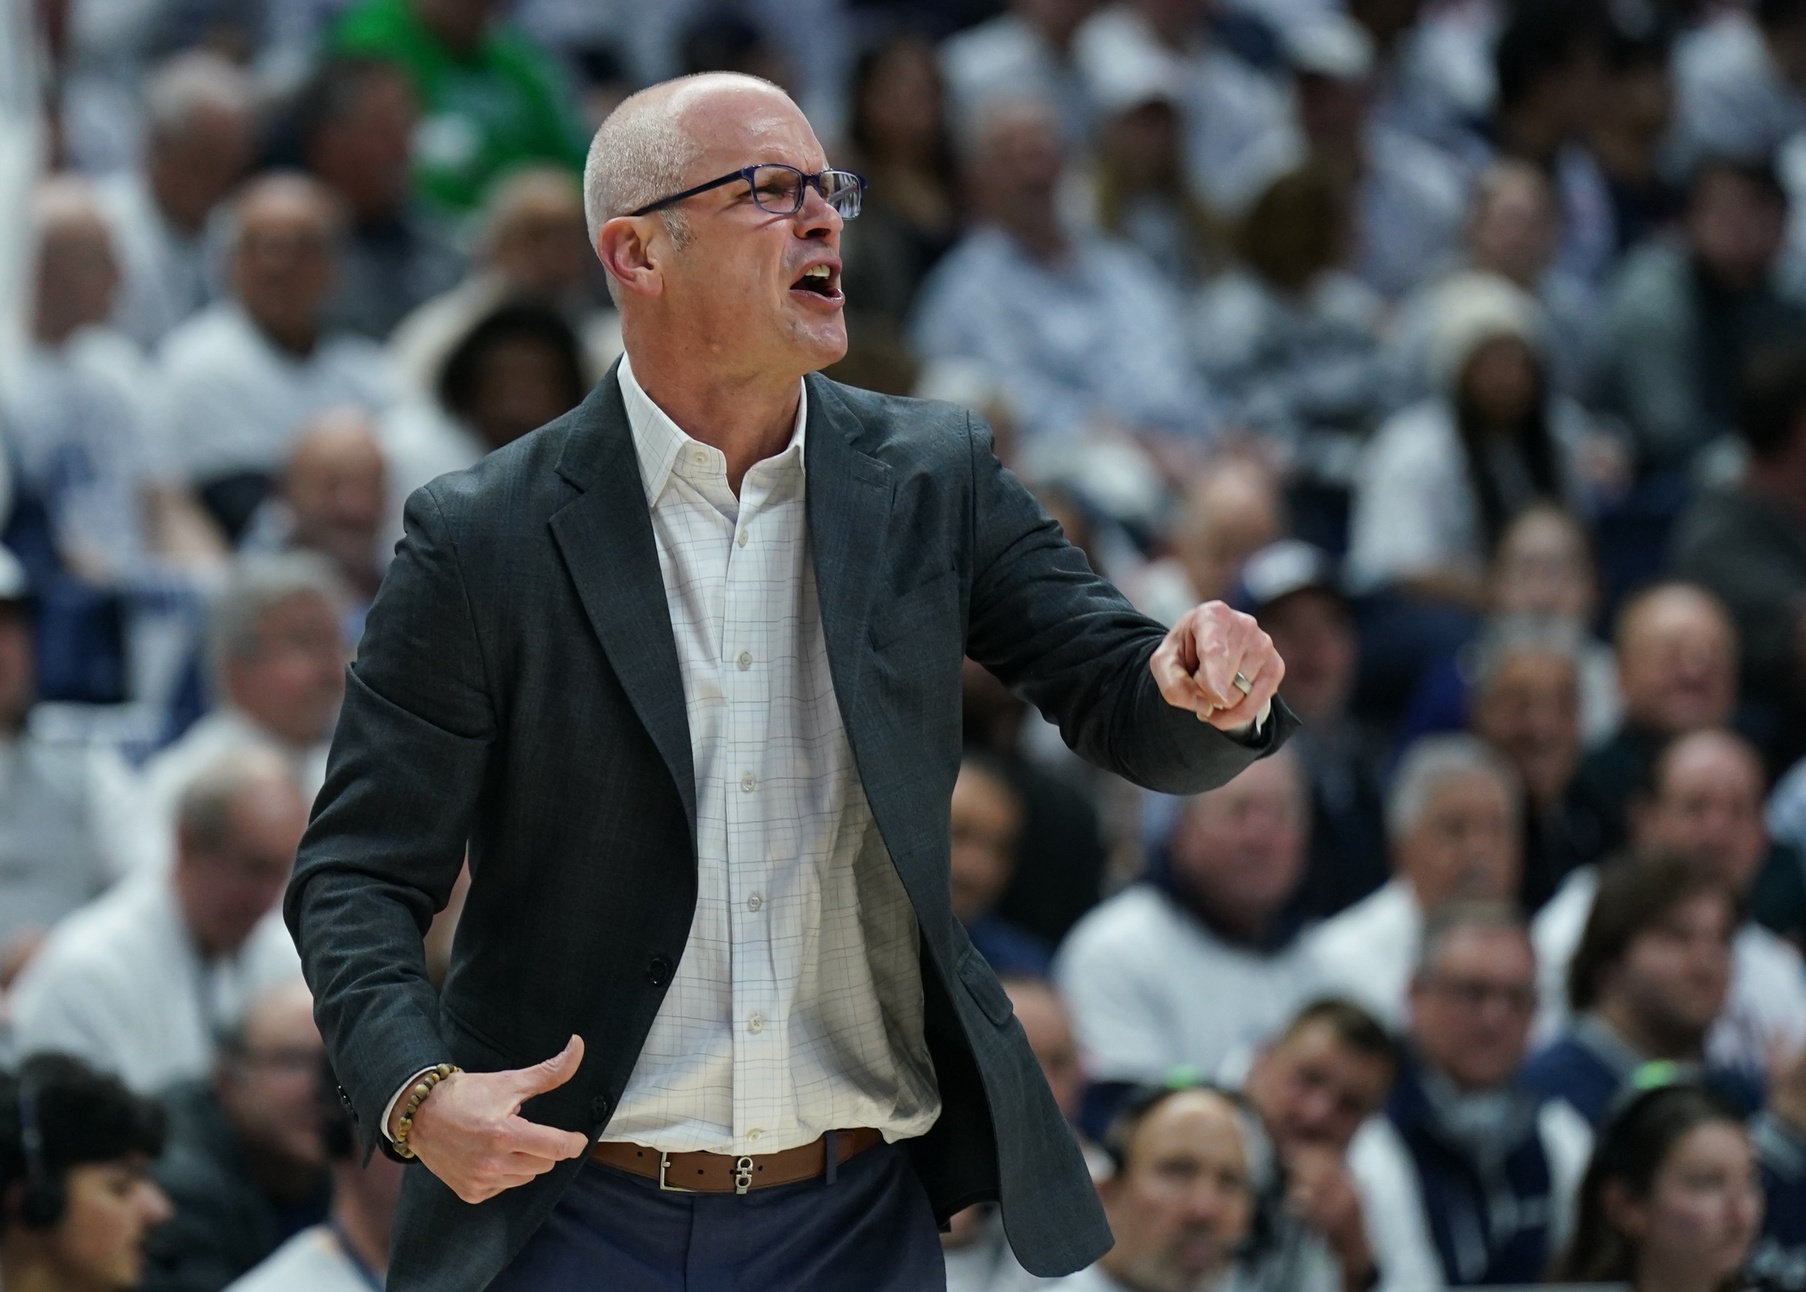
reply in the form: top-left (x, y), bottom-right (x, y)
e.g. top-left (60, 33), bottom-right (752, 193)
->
top-left (331, 0), bottom-right (587, 213)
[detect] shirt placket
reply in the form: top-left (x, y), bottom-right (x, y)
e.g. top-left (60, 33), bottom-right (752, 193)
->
top-left (722, 456), bottom-right (790, 1145)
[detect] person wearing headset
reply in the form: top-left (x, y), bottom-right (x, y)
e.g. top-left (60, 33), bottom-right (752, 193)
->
top-left (0, 1052), bottom-right (172, 1292)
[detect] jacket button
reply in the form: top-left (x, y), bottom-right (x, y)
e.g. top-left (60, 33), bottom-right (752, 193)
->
top-left (338, 1086), bottom-right (355, 1112)
top-left (590, 1094), bottom-right (613, 1121)
top-left (647, 955), bottom-right (672, 987)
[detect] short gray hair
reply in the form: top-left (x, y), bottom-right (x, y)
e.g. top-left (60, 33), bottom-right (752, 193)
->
top-left (144, 50), bottom-right (254, 143)
top-left (217, 171), bottom-right (347, 258)
top-left (582, 82), bottom-right (713, 252)
top-left (1413, 898), bottom-right (1527, 982)
top-left (1467, 613), bottom-right (1586, 698)
top-left (175, 744), bottom-right (301, 853)
top-left (1386, 734), bottom-right (1520, 840)
top-left (205, 552), bottom-right (349, 696)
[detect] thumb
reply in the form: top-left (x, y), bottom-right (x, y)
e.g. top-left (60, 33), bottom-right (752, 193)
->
top-left (513, 1034), bottom-right (585, 1098)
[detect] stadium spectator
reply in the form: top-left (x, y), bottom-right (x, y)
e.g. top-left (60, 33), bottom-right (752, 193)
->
top-left (1589, 20), bottom-right (1683, 256)
top-left (386, 166), bottom-right (618, 394)
top-left (159, 174), bottom-right (394, 541)
top-left (1524, 853), bottom-right (1759, 1128)
top-left (1353, 902), bottom-right (1593, 1285)
top-left (1347, 273), bottom-right (1595, 607)
top-left (1055, 1086), bottom-right (1259, 1291)
top-left (8, 750), bottom-right (307, 1093)
top-left (0, 1053), bottom-right (172, 1292)
top-left (91, 53), bottom-right (256, 350)
top-left (223, 1053), bottom-right (405, 1291)
top-left (1236, 999), bottom-right (1412, 1292)
top-left (1536, 730), bottom-right (1806, 1076)
top-left (243, 410), bottom-right (389, 609)
top-left (1467, 616), bottom-right (1616, 910)
top-left (1594, 156), bottom-right (1806, 477)
top-left (1074, 0), bottom-right (1298, 215)
top-left (381, 300), bottom-right (590, 545)
top-left (1057, 748), bottom-right (1315, 1096)
top-left (1189, 163), bottom-right (1391, 451)
top-left (1239, 541), bottom-right (1389, 919)
top-left (1577, 581), bottom-right (1738, 820)
top-left (297, 58), bottom-right (466, 340)
top-left (836, 35), bottom-right (958, 389)
top-left (1550, 1081), bottom-right (1764, 1291)
top-left (1674, 338), bottom-right (1806, 729)
top-left (142, 981), bottom-right (330, 1292)
top-left (1672, 0), bottom-right (1806, 172)
top-left (1750, 1042), bottom-right (1806, 1290)
top-left (1305, 735), bottom-right (1523, 1028)
top-left (329, 0), bottom-right (589, 213)
top-left (951, 754), bottom-right (1052, 976)
top-left (941, 0), bottom-right (1099, 148)
top-left (910, 97), bottom-right (1212, 462)
top-left (141, 554), bottom-right (351, 846)
top-left (0, 545), bottom-right (152, 961)
top-left (1126, 457), bottom-right (1285, 626)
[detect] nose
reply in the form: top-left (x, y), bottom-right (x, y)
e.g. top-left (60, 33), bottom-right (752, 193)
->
top-left (795, 181), bottom-right (842, 240)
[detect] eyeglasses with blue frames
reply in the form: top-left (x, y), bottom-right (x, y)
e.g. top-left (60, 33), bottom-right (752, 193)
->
top-left (628, 164), bottom-right (867, 220)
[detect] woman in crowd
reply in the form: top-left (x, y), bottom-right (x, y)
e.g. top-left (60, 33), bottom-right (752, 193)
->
top-left (0, 1053), bottom-right (172, 1292)
top-left (1552, 1081), bottom-right (1764, 1291)
top-left (1347, 272), bottom-right (1601, 609)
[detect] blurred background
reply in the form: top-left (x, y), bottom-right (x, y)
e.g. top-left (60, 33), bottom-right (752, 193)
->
top-left (3, 0), bottom-right (1806, 1290)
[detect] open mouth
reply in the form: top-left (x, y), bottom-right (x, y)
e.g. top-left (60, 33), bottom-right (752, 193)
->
top-left (792, 263), bottom-right (842, 299)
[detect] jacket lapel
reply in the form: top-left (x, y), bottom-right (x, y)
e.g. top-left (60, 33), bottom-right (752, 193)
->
top-left (804, 375), bottom-right (894, 730)
top-left (547, 370), bottom-right (698, 834)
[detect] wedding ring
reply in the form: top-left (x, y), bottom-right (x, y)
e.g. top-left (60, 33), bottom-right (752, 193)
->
top-left (1232, 671), bottom-right (1253, 697)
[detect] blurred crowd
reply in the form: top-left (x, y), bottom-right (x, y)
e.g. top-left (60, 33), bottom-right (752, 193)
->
top-left (4, 0), bottom-right (1806, 1289)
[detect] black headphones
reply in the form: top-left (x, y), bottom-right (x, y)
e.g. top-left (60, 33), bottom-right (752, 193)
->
top-left (15, 1074), bottom-right (65, 1229)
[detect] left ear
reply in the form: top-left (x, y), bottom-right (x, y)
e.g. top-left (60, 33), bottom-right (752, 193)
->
top-left (596, 216), bottom-right (666, 301)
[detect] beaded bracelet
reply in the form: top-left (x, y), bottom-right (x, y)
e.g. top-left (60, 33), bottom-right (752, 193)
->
top-left (393, 1063), bottom-right (461, 1161)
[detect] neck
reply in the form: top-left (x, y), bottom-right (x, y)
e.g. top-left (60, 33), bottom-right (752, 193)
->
top-left (1499, 111), bottom-right (1564, 167)
top-left (1002, 216), bottom-right (1068, 264)
top-left (331, 1189), bottom-right (389, 1280)
top-left (148, 159), bottom-right (207, 237)
top-left (253, 312), bottom-right (319, 357)
top-left (626, 342), bottom-right (801, 495)
top-left (0, 1249), bottom-right (98, 1292)
top-left (1588, 124), bottom-right (1657, 181)
top-left (31, 316), bottom-right (81, 349)
top-left (1594, 998), bottom-right (1703, 1063)
top-left (1634, 1255), bottom-right (1721, 1292)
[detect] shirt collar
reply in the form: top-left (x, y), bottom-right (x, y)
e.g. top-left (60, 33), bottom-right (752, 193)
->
top-left (616, 351), bottom-right (808, 503)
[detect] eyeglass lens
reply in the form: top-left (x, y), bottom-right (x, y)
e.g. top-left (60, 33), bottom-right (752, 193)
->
top-left (749, 166), bottom-right (863, 218)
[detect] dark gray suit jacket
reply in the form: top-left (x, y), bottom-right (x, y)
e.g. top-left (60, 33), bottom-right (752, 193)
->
top-left (284, 368), bottom-right (1295, 1291)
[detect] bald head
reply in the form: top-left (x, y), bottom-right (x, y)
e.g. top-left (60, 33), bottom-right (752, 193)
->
top-left (1176, 458), bottom-right (1285, 604)
top-left (285, 409), bottom-right (386, 595)
top-left (1636, 727), bottom-right (1769, 895)
top-left (584, 72), bottom-right (791, 248)
top-left (230, 173), bottom-right (344, 347)
top-left (1616, 583), bottom-right (1737, 735)
top-left (32, 177), bottom-right (118, 344)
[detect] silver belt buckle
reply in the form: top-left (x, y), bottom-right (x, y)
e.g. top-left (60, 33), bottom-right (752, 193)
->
top-left (734, 1155), bottom-right (755, 1195)
top-left (657, 1152), bottom-right (694, 1192)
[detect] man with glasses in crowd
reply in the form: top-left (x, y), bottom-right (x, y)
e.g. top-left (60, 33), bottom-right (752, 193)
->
top-left (287, 70), bottom-right (1293, 1292)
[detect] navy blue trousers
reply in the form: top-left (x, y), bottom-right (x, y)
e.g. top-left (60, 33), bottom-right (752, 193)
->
top-left (486, 1141), bottom-right (947, 1291)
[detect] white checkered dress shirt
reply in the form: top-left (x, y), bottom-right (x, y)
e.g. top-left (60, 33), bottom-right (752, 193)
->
top-left (593, 356), bottom-right (940, 1154)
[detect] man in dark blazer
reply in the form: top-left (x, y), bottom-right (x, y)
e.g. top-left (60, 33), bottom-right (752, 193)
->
top-left (285, 72), bottom-right (1294, 1292)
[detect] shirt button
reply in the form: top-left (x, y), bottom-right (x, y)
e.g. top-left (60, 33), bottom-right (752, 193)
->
top-left (736, 530), bottom-right (748, 547)
top-left (740, 774), bottom-right (756, 793)
top-left (692, 450), bottom-right (707, 465)
top-left (747, 893), bottom-right (763, 911)
top-left (748, 1013), bottom-right (764, 1034)
top-left (737, 651), bottom-right (752, 670)
top-left (747, 1128), bottom-right (763, 1141)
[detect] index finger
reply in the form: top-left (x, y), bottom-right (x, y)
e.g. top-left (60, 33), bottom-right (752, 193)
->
top-left (503, 1116), bottom-right (592, 1162)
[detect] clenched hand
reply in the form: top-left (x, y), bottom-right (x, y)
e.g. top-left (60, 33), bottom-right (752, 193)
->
top-left (393, 1034), bottom-right (593, 1204)
top-left (1149, 601), bottom-right (1284, 731)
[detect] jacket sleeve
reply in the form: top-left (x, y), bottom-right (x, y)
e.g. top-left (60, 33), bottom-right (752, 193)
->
top-left (960, 411), bottom-right (1292, 796)
top-left (283, 482), bottom-right (496, 1160)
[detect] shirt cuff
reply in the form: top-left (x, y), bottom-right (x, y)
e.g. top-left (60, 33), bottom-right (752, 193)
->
top-left (382, 1067), bottom-right (439, 1143)
top-left (1227, 698), bottom-right (1272, 744)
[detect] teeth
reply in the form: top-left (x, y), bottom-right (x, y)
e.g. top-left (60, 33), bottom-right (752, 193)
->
top-left (803, 265), bottom-right (830, 280)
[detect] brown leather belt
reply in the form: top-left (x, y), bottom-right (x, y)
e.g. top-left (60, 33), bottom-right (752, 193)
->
top-left (589, 1128), bottom-right (883, 1194)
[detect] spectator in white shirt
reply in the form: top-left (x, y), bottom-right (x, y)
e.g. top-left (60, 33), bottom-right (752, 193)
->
top-left (1534, 728), bottom-right (1806, 1075)
top-left (1305, 734), bottom-right (1524, 1029)
top-left (910, 97), bottom-right (1214, 464)
top-left (1125, 457), bottom-right (1286, 628)
top-left (1352, 902), bottom-right (1593, 1287)
top-left (8, 749), bottom-right (308, 1092)
top-left (1237, 999), bottom-right (1406, 1292)
top-left (160, 173), bottom-right (393, 542)
top-left (1057, 747), bottom-right (1316, 1100)
top-left (1672, 1), bottom-right (1806, 175)
top-left (141, 553), bottom-right (351, 864)
top-left (942, 0), bottom-right (1101, 148)
top-left (224, 1048), bottom-right (406, 1292)
top-left (1054, 1086), bottom-right (1261, 1292)
top-left (93, 52), bottom-right (257, 352)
